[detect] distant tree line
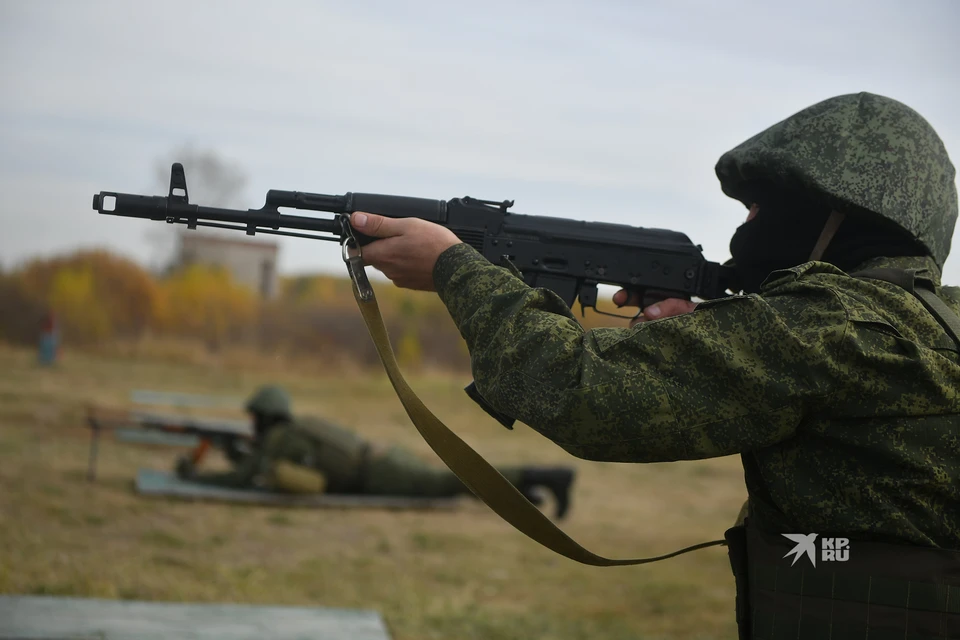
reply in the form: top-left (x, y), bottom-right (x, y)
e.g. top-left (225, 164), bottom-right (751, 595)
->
top-left (0, 249), bottom-right (469, 371)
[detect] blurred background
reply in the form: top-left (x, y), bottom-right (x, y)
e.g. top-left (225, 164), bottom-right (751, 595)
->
top-left (0, 1), bottom-right (957, 639)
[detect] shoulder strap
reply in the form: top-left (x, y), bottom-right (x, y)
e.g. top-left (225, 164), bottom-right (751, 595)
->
top-left (343, 254), bottom-right (725, 566)
top-left (850, 267), bottom-right (960, 350)
top-left (913, 288), bottom-right (960, 349)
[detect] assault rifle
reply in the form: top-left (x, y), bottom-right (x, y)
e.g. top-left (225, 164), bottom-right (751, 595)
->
top-left (94, 163), bottom-right (735, 313)
top-left (84, 404), bottom-right (253, 481)
top-left (92, 162), bottom-right (735, 565)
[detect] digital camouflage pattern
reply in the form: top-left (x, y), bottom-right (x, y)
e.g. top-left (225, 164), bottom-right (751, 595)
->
top-left (715, 92), bottom-right (958, 269)
top-left (434, 246), bottom-right (960, 548)
top-left (187, 415), bottom-right (525, 496)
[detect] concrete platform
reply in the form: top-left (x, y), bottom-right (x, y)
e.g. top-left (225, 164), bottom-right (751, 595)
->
top-left (0, 595), bottom-right (392, 639)
top-left (136, 468), bottom-right (461, 510)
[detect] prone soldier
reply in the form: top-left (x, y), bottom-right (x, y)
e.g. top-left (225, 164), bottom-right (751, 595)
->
top-left (176, 385), bottom-right (577, 519)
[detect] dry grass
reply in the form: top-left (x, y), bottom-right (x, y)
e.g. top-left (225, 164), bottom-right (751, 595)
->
top-left (0, 344), bottom-right (745, 639)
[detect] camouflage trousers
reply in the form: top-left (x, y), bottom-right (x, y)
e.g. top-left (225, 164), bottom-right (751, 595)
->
top-left (362, 445), bottom-right (523, 497)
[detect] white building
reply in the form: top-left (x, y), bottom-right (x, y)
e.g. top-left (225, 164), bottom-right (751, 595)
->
top-left (175, 231), bottom-right (280, 299)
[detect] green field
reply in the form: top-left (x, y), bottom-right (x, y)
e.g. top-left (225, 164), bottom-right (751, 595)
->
top-left (0, 344), bottom-right (745, 639)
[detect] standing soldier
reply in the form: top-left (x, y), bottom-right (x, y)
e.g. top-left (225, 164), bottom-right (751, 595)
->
top-left (349, 92), bottom-right (960, 638)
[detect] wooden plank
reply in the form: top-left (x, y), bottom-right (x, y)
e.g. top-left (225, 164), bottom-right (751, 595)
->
top-left (114, 428), bottom-right (200, 448)
top-left (130, 389), bottom-right (243, 409)
top-left (136, 469), bottom-right (461, 511)
top-left (0, 595), bottom-right (392, 640)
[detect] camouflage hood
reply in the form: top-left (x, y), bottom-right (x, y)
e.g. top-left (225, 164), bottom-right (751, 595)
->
top-left (715, 92), bottom-right (958, 269)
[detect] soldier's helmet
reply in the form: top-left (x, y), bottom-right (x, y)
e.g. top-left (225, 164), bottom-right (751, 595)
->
top-left (245, 385), bottom-right (293, 419)
top-left (715, 92), bottom-right (958, 269)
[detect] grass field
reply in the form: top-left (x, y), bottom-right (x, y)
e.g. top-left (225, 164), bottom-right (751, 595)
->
top-left (0, 344), bottom-right (746, 639)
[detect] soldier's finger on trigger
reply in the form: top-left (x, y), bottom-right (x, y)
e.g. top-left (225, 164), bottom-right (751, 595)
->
top-left (614, 289), bottom-right (642, 308)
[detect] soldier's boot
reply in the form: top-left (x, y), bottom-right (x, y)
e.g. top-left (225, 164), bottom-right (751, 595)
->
top-left (518, 467), bottom-right (576, 519)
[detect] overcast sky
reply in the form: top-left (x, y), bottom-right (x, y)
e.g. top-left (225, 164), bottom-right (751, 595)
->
top-left (1, 0), bottom-right (958, 284)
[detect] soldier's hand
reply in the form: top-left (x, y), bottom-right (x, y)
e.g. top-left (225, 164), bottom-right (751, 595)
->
top-left (612, 290), bottom-right (699, 328)
top-left (349, 212), bottom-right (461, 291)
top-left (175, 456), bottom-right (195, 480)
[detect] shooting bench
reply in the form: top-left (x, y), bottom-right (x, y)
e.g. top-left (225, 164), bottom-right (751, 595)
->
top-left (0, 595), bottom-right (392, 640)
top-left (84, 390), bottom-right (252, 481)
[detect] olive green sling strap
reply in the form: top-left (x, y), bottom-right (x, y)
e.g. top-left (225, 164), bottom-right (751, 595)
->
top-left (851, 267), bottom-right (960, 350)
top-left (341, 240), bottom-right (725, 566)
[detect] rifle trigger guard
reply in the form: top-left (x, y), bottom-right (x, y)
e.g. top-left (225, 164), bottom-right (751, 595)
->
top-left (340, 216), bottom-right (374, 302)
top-left (588, 306), bottom-right (645, 321)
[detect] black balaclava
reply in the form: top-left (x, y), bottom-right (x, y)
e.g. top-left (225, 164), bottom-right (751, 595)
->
top-left (728, 182), bottom-right (927, 294)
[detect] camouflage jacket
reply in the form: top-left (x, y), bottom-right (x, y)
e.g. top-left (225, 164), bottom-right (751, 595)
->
top-left (435, 243), bottom-right (960, 549)
top-left (188, 417), bottom-right (368, 493)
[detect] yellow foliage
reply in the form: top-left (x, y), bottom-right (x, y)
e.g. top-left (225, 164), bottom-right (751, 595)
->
top-left (157, 265), bottom-right (257, 345)
top-left (281, 274), bottom-right (352, 309)
top-left (0, 248), bottom-right (472, 370)
top-left (48, 266), bottom-right (112, 342)
top-left (18, 250), bottom-right (161, 339)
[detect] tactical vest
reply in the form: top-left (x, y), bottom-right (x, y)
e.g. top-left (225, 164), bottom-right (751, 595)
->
top-left (293, 417), bottom-right (371, 493)
top-left (727, 268), bottom-right (960, 639)
top-left (727, 521), bottom-right (960, 640)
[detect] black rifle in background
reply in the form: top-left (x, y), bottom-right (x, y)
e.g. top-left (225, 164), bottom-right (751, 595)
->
top-left (84, 405), bottom-right (252, 481)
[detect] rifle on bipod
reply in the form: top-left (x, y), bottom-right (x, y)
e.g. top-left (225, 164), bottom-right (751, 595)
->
top-left (91, 163), bottom-right (734, 566)
top-left (84, 405), bottom-right (253, 481)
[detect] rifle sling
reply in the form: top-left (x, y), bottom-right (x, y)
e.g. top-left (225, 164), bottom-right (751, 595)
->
top-left (914, 287), bottom-right (960, 348)
top-left (345, 255), bottom-right (724, 566)
top-left (851, 267), bottom-right (960, 350)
